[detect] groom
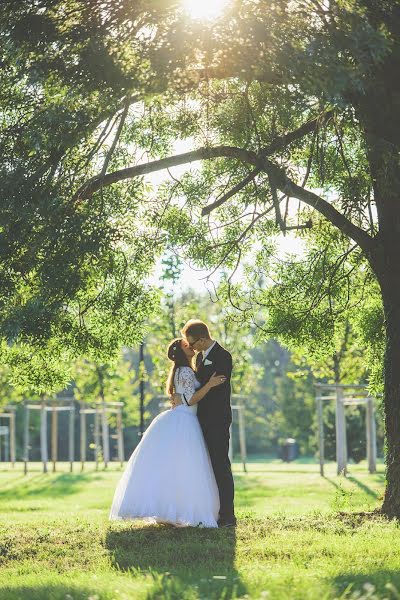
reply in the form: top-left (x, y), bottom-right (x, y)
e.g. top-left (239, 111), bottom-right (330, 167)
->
top-left (171, 319), bottom-right (236, 527)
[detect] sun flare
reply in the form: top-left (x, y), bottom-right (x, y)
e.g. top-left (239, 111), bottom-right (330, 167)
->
top-left (182, 0), bottom-right (228, 21)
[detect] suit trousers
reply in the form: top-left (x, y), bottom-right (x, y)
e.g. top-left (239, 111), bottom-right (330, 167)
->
top-left (200, 421), bottom-right (235, 522)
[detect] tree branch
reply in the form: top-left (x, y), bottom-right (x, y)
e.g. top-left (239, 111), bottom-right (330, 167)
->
top-left (261, 157), bottom-right (374, 252)
top-left (201, 167), bottom-right (261, 216)
top-left (201, 109), bottom-right (334, 216)
top-left (259, 110), bottom-right (334, 157)
top-left (73, 146), bottom-right (258, 201)
top-left (100, 96), bottom-right (131, 178)
top-left (268, 174), bottom-right (285, 231)
top-left (75, 110), bottom-right (333, 204)
top-left (71, 111), bottom-right (373, 254)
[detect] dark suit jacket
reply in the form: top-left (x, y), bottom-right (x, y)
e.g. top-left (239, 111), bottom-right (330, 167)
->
top-left (196, 341), bottom-right (232, 426)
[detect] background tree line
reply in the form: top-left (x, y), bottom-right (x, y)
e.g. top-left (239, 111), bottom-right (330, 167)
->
top-left (0, 255), bottom-right (384, 463)
top-left (1, 0), bottom-right (396, 512)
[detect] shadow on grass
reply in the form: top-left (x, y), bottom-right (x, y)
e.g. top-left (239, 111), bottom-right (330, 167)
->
top-left (236, 474), bottom-right (322, 497)
top-left (324, 476), bottom-right (342, 491)
top-left (333, 569), bottom-right (400, 598)
top-left (0, 584), bottom-right (103, 600)
top-left (237, 455), bottom-right (320, 465)
top-left (324, 473), bottom-right (383, 501)
top-left (0, 472), bottom-right (101, 501)
top-left (106, 524), bottom-right (246, 599)
top-left (0, 473), bottom-right (41, 494)
top-left (347, 475), bottom-right (381, 499)
top-left (237, 465), bottom-right (324, 475)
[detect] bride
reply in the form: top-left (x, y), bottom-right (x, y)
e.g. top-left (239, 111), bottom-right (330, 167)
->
top-left (109, 337), bottom-right (227, 527)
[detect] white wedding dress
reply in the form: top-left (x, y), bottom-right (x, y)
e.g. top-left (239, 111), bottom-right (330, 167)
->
top-left (109, 366), bottom-right (220, 527)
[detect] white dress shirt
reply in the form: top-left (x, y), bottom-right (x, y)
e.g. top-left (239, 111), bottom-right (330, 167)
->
top-left (201, 340), bottom-right (217, 362)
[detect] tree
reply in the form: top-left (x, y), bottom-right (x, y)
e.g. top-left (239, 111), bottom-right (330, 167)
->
top-left (0, 0), bottom-right (162, 390)
top-left (1, 1), bottom-right (400, 514)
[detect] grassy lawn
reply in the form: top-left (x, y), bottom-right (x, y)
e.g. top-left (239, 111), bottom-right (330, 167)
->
top-left (0, 457), bottom-right (399, 600)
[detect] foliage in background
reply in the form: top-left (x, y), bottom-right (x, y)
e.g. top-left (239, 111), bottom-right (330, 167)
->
top-left (0, 1), bottom-right (391, 482)
top-left (0, 0), bottom-right (390, 396)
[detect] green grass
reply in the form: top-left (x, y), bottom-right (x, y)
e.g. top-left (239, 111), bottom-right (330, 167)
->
top-left (0, 458), bottom-right (399, 600)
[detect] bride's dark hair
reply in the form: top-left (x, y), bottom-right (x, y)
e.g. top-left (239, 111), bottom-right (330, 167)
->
top-left (165, 338), bottom-right (191, 395)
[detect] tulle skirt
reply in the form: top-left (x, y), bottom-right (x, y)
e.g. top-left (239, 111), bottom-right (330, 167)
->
top-left (109, 407), bottom-right (220, 527)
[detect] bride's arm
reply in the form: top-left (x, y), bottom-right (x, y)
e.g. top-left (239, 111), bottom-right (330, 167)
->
top-left (184, 380), bottom-right (211, 406)
top-left (186, 372), bottom-right (227, 406)
top-left (172, 371), bottom-right (226, 407)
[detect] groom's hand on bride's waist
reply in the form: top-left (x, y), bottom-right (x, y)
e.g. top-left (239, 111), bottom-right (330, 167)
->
top-left (170, 393), bottom-right (183, 408)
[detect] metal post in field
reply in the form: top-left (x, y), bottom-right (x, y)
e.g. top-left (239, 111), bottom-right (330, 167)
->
top-left (10, 410), bottom-right (16, 468)
top-left (94, 406), bottom-right (100, 471)
top-left (4, 428), bottom-right (9, 462)
top-left (335, 387), bottom-right (347, 475)
top-left (366, 396), bottom-right (377, 474)
top-left (69, 400), bottom-right (75, 472)
top-left (101, 403), bottom-right (110, 468)
top-left (317, 396), bottom-right (325, 477)
top-left (23, 402), bottom-right (30, 475)
top-left (40, 399), bottom-right (48, 473)
top-left (51, 401), bottom-right (58, 473)
top-left (229, 401), bottom-right (248, 473)
top-left (117, 407), bottom-right (124, 467)
top-left (237, 405), bottom-right (247, 473)
top-left (80, 410), bottom-right (86, 471)
top-left (315, 384), bottom-right (378, 477)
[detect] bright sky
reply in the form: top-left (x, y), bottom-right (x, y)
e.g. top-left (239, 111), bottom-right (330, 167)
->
top-left (147, 0), bottom-right (373, 298)
top-left (154, 233), bottom-right (305, 294)
top-left (182, 0), bottom-right (229, 20)
top-left (148, 139), bottom-right (306, 294)
top-left (144, 0), bottom-right (306, 294)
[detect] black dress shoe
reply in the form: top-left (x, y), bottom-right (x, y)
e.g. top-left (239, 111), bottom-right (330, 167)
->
top-left (217, 518), bottom-right (237, 528)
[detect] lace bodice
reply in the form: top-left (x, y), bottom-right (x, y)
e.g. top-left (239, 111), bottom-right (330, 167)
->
top-left (174, 367), bottom-right (200, 415)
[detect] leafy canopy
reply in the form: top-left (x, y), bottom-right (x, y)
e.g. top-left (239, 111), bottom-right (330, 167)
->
top-left (1, 0), bottom-right (395, 390)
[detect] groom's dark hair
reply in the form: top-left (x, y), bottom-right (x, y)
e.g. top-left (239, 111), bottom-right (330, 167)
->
top-left (181, 319), bottom-right (211, 339)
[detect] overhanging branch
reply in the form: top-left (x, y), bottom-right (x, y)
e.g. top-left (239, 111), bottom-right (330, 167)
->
top-left (201, 110), bottom-right (334, 216)
top-left (201, 167), bottom-right (261, 216)
top-left (100, 96), bottom-right (131, 178)
top-left (75, 110), bottom-right (333, 205)
top-left (260, 110), bottom-right (334, 156)
top-left (71, 112), bottom-right (373, 252)
top-left (261, 157), bottom-right (374, 252)
top-left (73, 146), bottom-right (258, 201)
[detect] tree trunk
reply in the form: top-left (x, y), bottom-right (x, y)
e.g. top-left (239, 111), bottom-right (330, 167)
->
top-left (366, 163), bottom-right (400, 516)
top-left (380, 277), bottom-right (400, 517)
top-left (360, 86), bottom-right (400, 515)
